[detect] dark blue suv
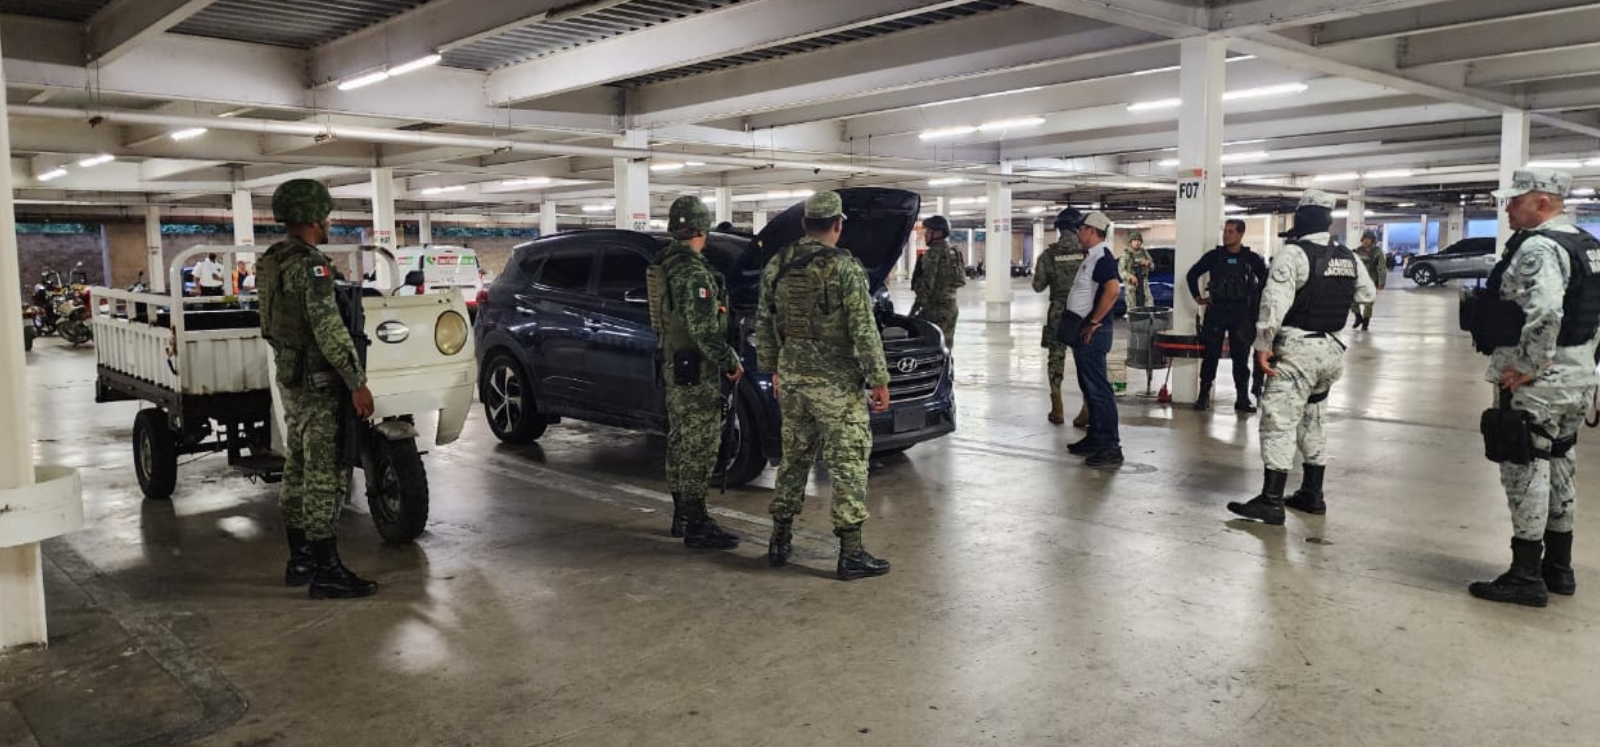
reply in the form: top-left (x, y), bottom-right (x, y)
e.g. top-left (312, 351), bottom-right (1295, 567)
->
top-left (472, 187), bottom-right (956, 486)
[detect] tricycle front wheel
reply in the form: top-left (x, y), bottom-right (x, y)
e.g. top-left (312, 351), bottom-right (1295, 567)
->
top-left (362, 436), bottom-right (429, 544)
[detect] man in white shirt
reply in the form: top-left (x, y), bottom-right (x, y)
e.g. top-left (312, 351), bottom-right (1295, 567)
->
top-left (195, 253), bottom-right (226, 296)
top-left (1062, 211), bottom-right (1125, 468)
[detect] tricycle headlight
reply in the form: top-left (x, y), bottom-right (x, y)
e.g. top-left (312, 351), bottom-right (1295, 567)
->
top-left (435, 310), bottom-right (468, 356)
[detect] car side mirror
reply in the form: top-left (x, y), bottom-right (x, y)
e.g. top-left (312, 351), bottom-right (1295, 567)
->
top-left (623, 287), bottom-right (649, 305)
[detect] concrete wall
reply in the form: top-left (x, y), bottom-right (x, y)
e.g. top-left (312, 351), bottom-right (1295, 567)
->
top-left (16, 233), bottom-right (105, 301)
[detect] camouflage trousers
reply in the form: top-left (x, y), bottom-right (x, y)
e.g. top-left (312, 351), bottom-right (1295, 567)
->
top-left (1352, 300), bottom-right (1375, 321)
top-left (1499, 384), bottom-right (1589, 540)
top-left (280, 386), bottom-right (346, 540)
top-left (1260, 333), bottom-right (1345, 472)
top-left (664, 371), bottom-right (723, 514)
top-left (770, 379), bottom-right (871, 531)
top-left (1043, 299), bottom-right (1070, 388)
top-left (917, 302), bottom-right (959, 345)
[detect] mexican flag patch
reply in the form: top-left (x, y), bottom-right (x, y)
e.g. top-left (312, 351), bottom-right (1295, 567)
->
top-left (697, 287), bottom-right (710, 299)
top-left (311, 265), bottom-right (329, 278)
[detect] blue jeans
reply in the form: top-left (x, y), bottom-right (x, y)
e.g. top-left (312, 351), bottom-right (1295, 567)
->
top-left (1073, 322), bottom-right (1119, 448)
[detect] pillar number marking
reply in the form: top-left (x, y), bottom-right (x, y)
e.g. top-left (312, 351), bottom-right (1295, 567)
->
top-left (1177, 178), bottom-right (1203, 201)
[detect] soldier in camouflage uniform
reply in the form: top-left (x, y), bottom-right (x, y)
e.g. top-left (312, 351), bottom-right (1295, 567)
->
top-left (257, 179), bottom-right (378, 599)
top-left (1350, 230), bottom-right (1386, 330)
top-left (1468, 168), bottom-right (1599, 608)
top-left (1228, 190), bottom-right (1375, 526)
top-left (1119, 231), bottom-right (1154, 309)
top-left (756, 192), bottom-right (893, 581)
top-left (1033, 208), bottom-right (1088, 426)
top-left (652, 196), bottom-right (743, 550)
top-left (911, 215), bottom-right (966, 344)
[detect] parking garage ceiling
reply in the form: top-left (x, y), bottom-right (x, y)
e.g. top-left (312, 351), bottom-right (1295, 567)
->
top-left (3, 0), bottom-right (1600, 223)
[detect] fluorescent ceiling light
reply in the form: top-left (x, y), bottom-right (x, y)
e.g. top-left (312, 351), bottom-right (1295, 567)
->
top-left (1128, 98), bottom-right (1183, 112)
top-left (950, 196), bottom-right (988, 205)
top-left (1224, 204), bottom-right (1247, 212)
top-left (1027, 206), bottom-right (1047, 214)
top-left (1573, 188), bottom-right (1596, 197)
top-left (649, 162), bottom-right (685, 172)
top-left (928, 177), bottom-right (967, 187)
top-left (684, 161), bottom-right (705, 167)
top-left (1131, 65), bottom-right (1181, 76)
top-left (1221, 151), bottom-right (1270, 164)
top-left (1158, 158), bottom-right (1180, 167)
top-left (949, 210), bottom-right (974, 216)
top-left (1226, 138), bottom-right (1267, 146)
top-left (582, 204), bottom-right (614, 213)
top-left (1223, 82), bottom-right (1309, 101)
top-left (917, 86), bottom-right (1042, 108)
top-left (389, 54), bottom-right (441, 76)
top-left (501, 178), bottom-right (550, 187)
top-left (1585, 159), bottom-right (1600, 167)
top-left (170, 128), bottom-right (208, 141)
top-left (421, 185), bottom-right (467, 195)
top-left (1397, 202), bottom-right (1418, 207)
top-left (1363, 169), bottom-right (1413, 179)
top-left (793, 189), bottom-right (815, 198)
top-left (1312, 172), bottom-right (1360, 182)
top-left (337, 70), bottom-right (390, 91)
top-left (77, 154), bottom-right (114, 168)
top-left (920, 125), bottom-right (978, 140)
top-left (37, 167), bottom-right (69, 182)
top-left (1526, 160), bottom-right (1580, 168)
top-left (978, 117), bottom-right (1045, 132)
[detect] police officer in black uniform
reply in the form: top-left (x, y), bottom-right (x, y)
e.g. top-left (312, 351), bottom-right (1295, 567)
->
top-left (1187, 218), bottom-right (1268, 413)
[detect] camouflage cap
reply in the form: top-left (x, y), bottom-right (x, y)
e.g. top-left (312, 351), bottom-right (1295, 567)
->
top-left (1128, 231), bottom-right (1144, 243)
top-left (1361, 229), bottom-right (1378, 242)
top-left (804, 191), bottom-right (845, 219)
top-left (666, 195), bottom-right (712, 235)
top-left (1492, 167), bottom-right (1573, 200)
top-left (1298, 189), bottom-right (1337, 210)
top-left (271, 178), bottom-right (335, 224)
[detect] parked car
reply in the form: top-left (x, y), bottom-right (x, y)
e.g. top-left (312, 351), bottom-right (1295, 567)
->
top-left (1403, 237), bottom-right (1495, 286)
top-left (472, 187), bottom-right (957, 486)
top-left (1009, 262), bottom-right (1031, 278)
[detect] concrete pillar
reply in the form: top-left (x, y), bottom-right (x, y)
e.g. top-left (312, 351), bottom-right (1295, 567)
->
top-left (984, 164), bottom-right (1015, 322)
top-left (1499, 111), bottom-right (1531, 252)
top-left (540, 201), bottom-right (558, 236)
top-left (614, 130), bottom-right (650, 231)
top-left (145, 206), bottom-right (165, 292)
top-left (1171, 36), bottom-right (1226, 404)
top-left (714, 186), bottom-right (733, 226)
top-left (1032, 220), bottom-right (1046, 266)
top-left (231, 189), bottom-right (255, 263)
top-left (1345, 187), bottom-right (1366, 248)
top-left (371, 167), bottom-right (396, 250)
top-left (965, 225), bottom-right (975, 266)
top-left (1418, 214), bottom-right (1429, 254)
top-left (1259, 214), bottom-right (1278, 259)
top-left (1446, 206), bottom-right (1465, 247)
top-left (418, 213), bottom-right (433, 245)
top-left (752, 210), bottom-right (768, 234)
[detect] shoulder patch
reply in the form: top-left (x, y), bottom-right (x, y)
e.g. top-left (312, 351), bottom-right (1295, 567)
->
top-left (697, 286), bottom-right (710, 299)
top-left (1272, 264), bottom-right (1292, 283)
top-left (1517, 250), bottom-right (1544, 277)
top-left (311, 265), bottom-right (329, 279)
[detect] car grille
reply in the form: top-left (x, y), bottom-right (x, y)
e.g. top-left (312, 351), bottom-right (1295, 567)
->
top-left (887, 351), bottom-right (945, 402)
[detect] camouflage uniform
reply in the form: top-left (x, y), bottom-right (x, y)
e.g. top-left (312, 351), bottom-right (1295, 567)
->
top-left (912, 237), bottom-right (966, 343)
top-left (1119, 239), bottom-right (1154, 308)
top-left (658, 241), bottom-right (739, 519)
top-left (1033, 235), bottom-right (1084, 389)
top-left (1352, 242), bottom-right (1387, 323)
top-left (258, 235), bottom-right (365, 541)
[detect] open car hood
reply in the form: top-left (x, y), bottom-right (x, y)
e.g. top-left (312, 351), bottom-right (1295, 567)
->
top-left (727, 187), bottom-right (920, 301)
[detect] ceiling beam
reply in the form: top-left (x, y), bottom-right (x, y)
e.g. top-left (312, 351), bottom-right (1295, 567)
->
top-left (1308, 0), bottom-right (1600, 45)
top-left (488, 0), bottom-right (971, 104)
top-left (312, 0), bottom-right (573, 86)
top-left (1466, 49), bottom-right (1600, 87)
top-left (1209, 0), bottom-right (1463, 32)
top-left (1017, 0), bottom-right (1205, 38)
top-left (1397, 7), bottom-right (1600, 68)
top-left (85, 0), bottom-right (222, 65)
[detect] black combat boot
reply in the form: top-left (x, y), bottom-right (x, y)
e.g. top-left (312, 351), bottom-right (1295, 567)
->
top-left (669, 492), bottom-right (688, 538)
top-left (1284, 463), bottom-right (1326, 515)
top-left (683, 513), bottom-right (740, 550)
top-left (1469, 538), bottom-right (1548, 607)
top-left (836, 525), bottom-right (890, 581)
top-left (1067, 436), bottom-right (1106, 455)
top-left (1234, 398), bottom-right (1257, 414)
top-left (1194, 386), bottom-right (1212, 412)
top-left (284, 527), bottom-right (315, 587)
top-left (768, 519), bottom-right (793, 567)
top-left (1543, 531), bottom-right (1576, 596)
top-left (1227, 469), bottom-right (1288, 525)
top-left (307, 537), bottom-right (379, 599)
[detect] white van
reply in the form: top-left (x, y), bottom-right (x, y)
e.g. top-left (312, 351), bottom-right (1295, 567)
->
top-left (390, 245), bottom-right (486, 315)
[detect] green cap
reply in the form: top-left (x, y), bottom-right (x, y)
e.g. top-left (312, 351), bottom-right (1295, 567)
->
top-left (804, 191), bottom-right (845, 219)
top-left (271, 179), bottom-right (335, 224)
top-left (666, 195), bottom-right (712, 236)
top-left (1128, 231), bottom-right (1143, 243)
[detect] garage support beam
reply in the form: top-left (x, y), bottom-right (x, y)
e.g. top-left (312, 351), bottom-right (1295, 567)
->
top-left (1170, 36), bottom-right (1225, 405)
top-left (145, 206), bottom-right (165, 292)
top-left (231, 189), bottom-right (255, 263)
top-left (714, 187), bottom-right (733, 226)
top-left (372, 168), bottom-right (398, 287)
top-left (419, 213), bottom-right (433, 245)
top-left (984, 162), bottom-right (1014, 323)
top-left (539, 202), bottom-right (558, 236)
top-left (614, 131), bottom-right (649, 231)
top-left (1498, 112), bottom-right (1531, 251)
top-left (1345, 187), bottom-right (1367, 248)
top-left (85, 0), bottom-right (221, 65)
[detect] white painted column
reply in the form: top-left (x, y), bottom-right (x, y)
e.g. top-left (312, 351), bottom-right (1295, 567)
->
top-left (1171, 36), bottom-right (1226, 404)
top-left (418, 213), bottom-right (433, 245)
top-left (752, 209), bottom-right (768, 234)
top-left (965, 225), bottom-right (975, 267)
top-left (1032, 220), bottom-right (1046, 265)
top-left (614, 130), bottom-right (650, 231)
top-left (1418, 214), bottom-right (1429, 254)
top-left (145, 205), bottom-right (165, 292)
top-left (1381, 224), bottom-right (1391, 255)
top-left (1259, 214), bottom-right (1278, 259)
top-left (714, 186), bottom-right (733, 226)
top-left (540, 201), bottom-right (558, 236)
top-left (231, 189), bottom-right (255, 263)
top-left (1499, 111), bottom-right (1531, 252)
top-left (984, 165), bottom-right (1014, 322)
top-left (1345, 187), bottom-right (1366, 248)
top-left (371, 167), bottom-right (396, 250)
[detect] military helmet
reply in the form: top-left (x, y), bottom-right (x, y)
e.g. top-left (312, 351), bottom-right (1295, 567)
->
top-left (922, 215), bottom-right (951, 235)
top-left (804, 191), bottom-right (845, 219)
top-left (271, 179), bottom-right (335, 225)
top-left (1128, 231), bottom-right (1144, 243)
top-left (1053, 208), bottom-right (1083, 231)
top-left (667, 195), bottom-right (712, 236)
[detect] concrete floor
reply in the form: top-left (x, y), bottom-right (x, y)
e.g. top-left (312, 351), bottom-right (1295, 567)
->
top-left (4, 272), bottom-right (1600, 747)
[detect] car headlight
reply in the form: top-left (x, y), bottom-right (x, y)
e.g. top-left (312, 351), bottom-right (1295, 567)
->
top-left (435, 310), bottom-right (468, 355)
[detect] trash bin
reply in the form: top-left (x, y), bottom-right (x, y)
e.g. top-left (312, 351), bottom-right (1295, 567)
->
top-left (1126, 307), bottom-right (1172, 371)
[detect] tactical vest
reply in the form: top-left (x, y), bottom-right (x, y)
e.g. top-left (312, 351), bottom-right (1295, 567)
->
top-left (1469, 228), bottom-right (1600, 354)
top-left (650, 246), bottom-right (722, 355)
top-left (1208, 248), bottom-right (1254, 306)
top-left (257, 239), bottom-right (316, 346)
top-left (1282, 240), bottom-right (1359, 333)
top-left (646, 246), bottom-right (693, 334)
top-left (770, 245), bottom-right (851, 341)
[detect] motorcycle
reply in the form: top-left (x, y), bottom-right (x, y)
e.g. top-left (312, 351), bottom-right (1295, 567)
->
top-left (21, 305), bottom-right (36, 352)
top-left (33, 262), bottom-right (94, 346)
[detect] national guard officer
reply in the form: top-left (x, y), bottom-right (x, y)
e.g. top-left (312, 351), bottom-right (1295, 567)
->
top-left (257, 179), bottom-right (378, 599)
top-left (911, 215), bottom-right (967, 344)
top-left (1350, 230), bottom-right (1386, 330)
top-left (756, 191), bottom-right (893, 581)
top-left (1466, 168), bottom-right (1600, 607)
top-left (1120, 231), bottom-right (1154, 308)
top-left (1228, 190), bottom-right (1375, 525)
top-left (1032, 208), bottom-right (1087, 426)
top-left (1186, 218), bottom-right (1268, 413)
top-left (649, 195), bottom-right (743, 550)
